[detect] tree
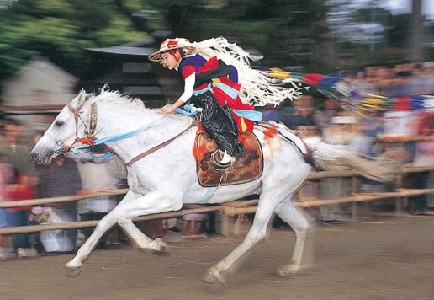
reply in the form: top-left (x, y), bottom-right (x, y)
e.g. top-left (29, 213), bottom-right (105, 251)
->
top-left (0, 0), bottom-right (344, 88)
top-left (0, 0), bottom-right (147, 82)
top-left (326, 0), bottom-right (433, 67)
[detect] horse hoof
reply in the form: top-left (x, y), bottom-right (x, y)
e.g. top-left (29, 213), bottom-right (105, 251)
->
top-left (65, 266), bottom-right (83, 278)
top-left (278, 264), bottom-right (298, 277)
top-left (151, 248), bottom-right (171, 256)
top-left (202, 268), bottom-right (225, 284)
top-left (155, 238), bottom-right (168, 250)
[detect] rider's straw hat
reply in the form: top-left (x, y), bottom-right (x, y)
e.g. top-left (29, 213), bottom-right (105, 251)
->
top-left (149, 38), bottom-right (196, 62)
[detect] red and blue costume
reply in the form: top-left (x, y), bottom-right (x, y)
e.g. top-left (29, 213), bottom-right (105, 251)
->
top-left (179, 54), bottom-right (254, 157)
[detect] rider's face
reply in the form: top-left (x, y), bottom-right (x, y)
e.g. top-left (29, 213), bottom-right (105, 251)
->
top-left (160, 51), bottom-right (180, 69)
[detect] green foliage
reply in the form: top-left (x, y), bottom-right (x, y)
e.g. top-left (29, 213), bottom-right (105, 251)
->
top-left (0, 0), bottom-right (364, 81)
top-left (0, 0), bottom-right (148, 80)
top-left (0, 0), bottom-right (429, 84)
top-left (149, 0), bottom-right (203, 9)
top-left (94, 17), bottom-right (145, 45)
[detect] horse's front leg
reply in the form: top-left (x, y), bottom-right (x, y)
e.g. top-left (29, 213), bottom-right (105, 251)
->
top-left (115, 190), bottom-right (183, 251)
top-left (65, 190), bottom-right (181, 277)
top-left (117, 217), bottom-right (167, 252)
top-left (65, 205), bottom-right (120, 277)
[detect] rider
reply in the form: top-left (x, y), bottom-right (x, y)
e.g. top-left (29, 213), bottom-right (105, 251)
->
top-left (149, 38), bottom-right (255, 170)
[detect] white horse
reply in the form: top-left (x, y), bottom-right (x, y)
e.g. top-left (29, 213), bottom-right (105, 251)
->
top-left (31, 90), bottom-right (394, 283)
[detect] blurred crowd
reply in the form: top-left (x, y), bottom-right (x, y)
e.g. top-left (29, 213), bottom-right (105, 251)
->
top-left (345, 62), bottom-right (434, 97)
top-left (262, 91), bottom-right (434, 224)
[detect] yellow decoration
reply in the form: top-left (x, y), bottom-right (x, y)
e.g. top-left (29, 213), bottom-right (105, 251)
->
top-left (240, 117), bottom-right (247, 132)
top-left (267, 67), bottom-right (290, 78)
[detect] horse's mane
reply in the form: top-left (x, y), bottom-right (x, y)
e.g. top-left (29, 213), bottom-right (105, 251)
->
top-left (83, 89), bottom-right (191, 138)
top-left (91, 90), bottom-right (147, 111)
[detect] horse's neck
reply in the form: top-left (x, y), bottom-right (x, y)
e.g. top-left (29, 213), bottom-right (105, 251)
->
top-left (96, 105), bottom-right (193, 164)
top-left (96, 101), bottom-right (153, 132)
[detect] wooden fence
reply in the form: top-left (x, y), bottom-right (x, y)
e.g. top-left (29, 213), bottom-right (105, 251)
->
top-left (1, 166), bottom-right (433, 237)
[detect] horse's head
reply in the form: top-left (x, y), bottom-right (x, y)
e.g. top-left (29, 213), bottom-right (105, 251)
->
top-left (31, 90), bottom-right (95, 164)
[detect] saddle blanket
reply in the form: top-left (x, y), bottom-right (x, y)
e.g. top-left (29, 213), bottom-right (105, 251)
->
top-left (194, 130), bottom-right (263, 187)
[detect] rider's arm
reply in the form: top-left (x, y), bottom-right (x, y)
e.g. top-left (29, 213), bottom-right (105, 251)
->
top-left (161, 73), bottom-right (195, 114)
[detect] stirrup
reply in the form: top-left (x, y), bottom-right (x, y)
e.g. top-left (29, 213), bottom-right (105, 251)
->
top-left (210, 150), bottom-right (235, 171)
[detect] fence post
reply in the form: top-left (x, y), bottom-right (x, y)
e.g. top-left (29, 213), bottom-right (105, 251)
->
top-left (351, 174), bottom-right (359, 221)
top-left (395, 172), bottom-right (404, 216)
top-left (219, 209), bottom-right (231, 237)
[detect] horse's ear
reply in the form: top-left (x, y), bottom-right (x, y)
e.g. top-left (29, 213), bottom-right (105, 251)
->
top-left (71, 89), bottom-right (87, 106)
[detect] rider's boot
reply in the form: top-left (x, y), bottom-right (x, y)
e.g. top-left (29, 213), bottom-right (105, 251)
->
top-left (210, 149), bottom-right (235, 171)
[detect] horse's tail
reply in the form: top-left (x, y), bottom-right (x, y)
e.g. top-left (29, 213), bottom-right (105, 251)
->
top-left (303, 137), bottom-right (400, 184)
top-left (257, 121), bottom-right (399, 183)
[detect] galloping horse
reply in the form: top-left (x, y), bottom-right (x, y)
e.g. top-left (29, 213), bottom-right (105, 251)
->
top-left (31, 90), bottom-right (393, 283)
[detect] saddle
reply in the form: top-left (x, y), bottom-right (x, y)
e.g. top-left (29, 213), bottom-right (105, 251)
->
top-left (193, 129), bottom-right (263, 187)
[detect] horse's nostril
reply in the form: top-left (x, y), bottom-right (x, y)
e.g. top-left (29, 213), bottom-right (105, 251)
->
top-left (31, 152), bottom-right (38, 159)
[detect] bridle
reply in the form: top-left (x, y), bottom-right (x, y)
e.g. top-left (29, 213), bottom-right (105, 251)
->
top-left (45, 101), bottom-right (98, 157)
top-left (67, 101), bottom-right (98, 143)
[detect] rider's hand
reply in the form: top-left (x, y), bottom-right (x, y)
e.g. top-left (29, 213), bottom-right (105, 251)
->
top-left (161, 99), bottom-right (183, 114)
top-left (161, 105), bottom-right (174, 114)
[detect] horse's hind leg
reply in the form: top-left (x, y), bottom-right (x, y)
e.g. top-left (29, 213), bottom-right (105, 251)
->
top-left (274, 197), bottom-right (312, 276)
top-left (203, 199), bottom-right (276, 284)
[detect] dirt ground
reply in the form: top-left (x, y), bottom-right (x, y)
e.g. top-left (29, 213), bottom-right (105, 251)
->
top-left (1, 213), bottom-right (433, 300)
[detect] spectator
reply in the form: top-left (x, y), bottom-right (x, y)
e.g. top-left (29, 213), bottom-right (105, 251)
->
top-left (313, 98), bottom-right (341, 135)
top-left (411, 112), bottom-right (434, 215)
top-left (163, 218), bottom-right (180, 233)
top-left (318, 114), bottom-right (359, 224)
top-left (182, 204), bottom-right (208, 238)
top-left (358, 111), bottom-right (384, 158)
top-left (38, 156), bottom-right (82, 252)
top-left (0, 119), bottom-right (38, 187)
top-left (0, 156), bottom-right (15, 259)
top-left (5, 167), bottom-right (38, 257)
top-left (0, 119), bottom-right (39, 258)
top-left (260, 103), bottom-right (285, 123)
top-left (283, 95), bottom-right (316, 130)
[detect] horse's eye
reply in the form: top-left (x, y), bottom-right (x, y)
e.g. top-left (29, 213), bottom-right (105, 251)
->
top-left (55, 120), bottom-right (64, 127)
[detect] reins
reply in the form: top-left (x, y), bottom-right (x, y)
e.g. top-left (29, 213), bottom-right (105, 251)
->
top-left (126, 123), bottom-right (195, 167)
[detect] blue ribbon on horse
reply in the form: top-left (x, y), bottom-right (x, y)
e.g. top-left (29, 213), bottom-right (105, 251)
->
top-left (70, 115), bottom-right (166, 159)
top-left (67, 148), bottom-right (114, 161)
top-left (172, 103), bottom-right (200, 116)
top-left (93, 115), bottom-right (165, 145)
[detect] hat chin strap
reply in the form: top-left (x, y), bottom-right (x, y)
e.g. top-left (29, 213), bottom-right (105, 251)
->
top-left (171, 49), bottom-right (182, 62)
